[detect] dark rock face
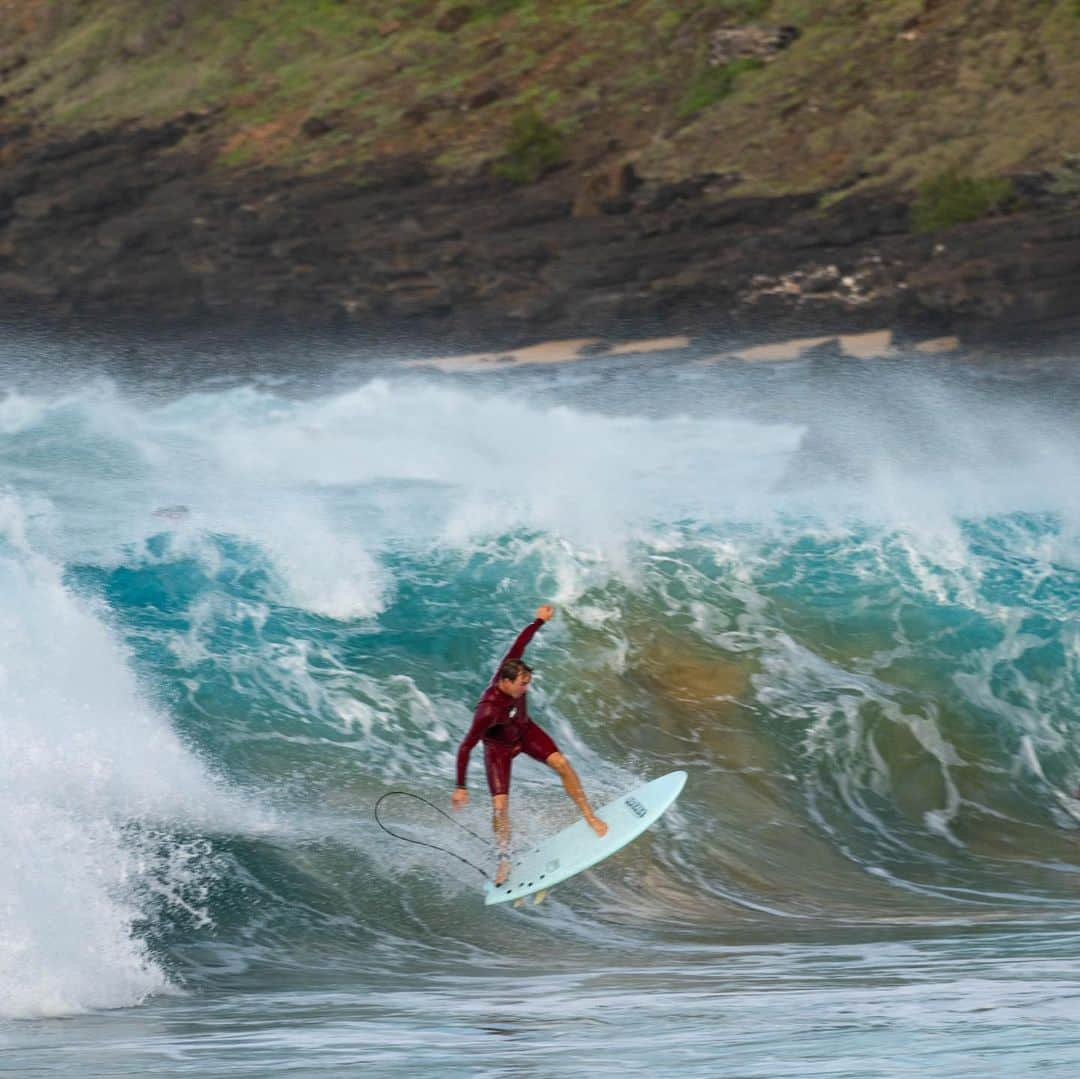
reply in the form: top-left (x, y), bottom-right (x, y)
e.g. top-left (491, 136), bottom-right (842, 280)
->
top-left (0, 117), bottom-right (1078, 349)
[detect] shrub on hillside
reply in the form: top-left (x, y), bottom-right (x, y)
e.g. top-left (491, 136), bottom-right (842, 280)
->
top-left (909, 171), bottom-right (1015, 233)
top-left (492, 110), bottom-right (564, 184)
top-left (677, 57), bottom-right (764, 118)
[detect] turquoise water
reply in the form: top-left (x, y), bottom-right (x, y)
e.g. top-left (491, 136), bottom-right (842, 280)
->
top-left (1, 342), bottom-right (1079, 1076)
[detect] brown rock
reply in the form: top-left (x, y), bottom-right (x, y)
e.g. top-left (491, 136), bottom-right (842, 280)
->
top-left (402, 102), bottom-right (432, 125)
top-left (301, 115), bottom-right (334, 138)
top-left (709, 25), bottom-right (800, 66)
top-left (468, 86), bottom-right (502, 110)
top-left (573, 163), bottom-right (640, 217)
top-left (801, 265), bottom-right (841, 294)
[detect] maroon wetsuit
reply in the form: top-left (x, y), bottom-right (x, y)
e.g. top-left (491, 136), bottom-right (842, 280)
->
top-left (455, 619), bottom-right (560, 796)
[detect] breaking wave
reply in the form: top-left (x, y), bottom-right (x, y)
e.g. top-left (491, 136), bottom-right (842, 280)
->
top-left (1, 354), bottom-right (1078, 1017)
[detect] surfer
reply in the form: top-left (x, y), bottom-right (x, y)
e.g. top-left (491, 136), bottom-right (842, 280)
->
top-left (452, 605), bottom-right (608, 886)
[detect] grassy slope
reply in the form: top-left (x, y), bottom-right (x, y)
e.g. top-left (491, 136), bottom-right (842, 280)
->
top-left (1, 0), bottom-right (1079, 195)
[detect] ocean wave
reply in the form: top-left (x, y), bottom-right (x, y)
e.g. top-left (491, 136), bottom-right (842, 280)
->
top-left (1, 363), bottom-right (1079, 1010)
top-left (0, 491), bottom-right (263, 1018)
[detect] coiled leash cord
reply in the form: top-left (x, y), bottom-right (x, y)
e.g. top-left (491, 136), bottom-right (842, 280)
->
top-left (373, 791), bottom-right (493, 881)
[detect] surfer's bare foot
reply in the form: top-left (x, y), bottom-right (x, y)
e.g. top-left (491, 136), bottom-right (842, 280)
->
top-left (495, 857), bottom-right (511, 886)
top-left (586, 815), bottom-right (608, 838)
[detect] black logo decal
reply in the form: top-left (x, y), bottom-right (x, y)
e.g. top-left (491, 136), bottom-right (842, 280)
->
top-left (625, 796), bottom-right (647, 818)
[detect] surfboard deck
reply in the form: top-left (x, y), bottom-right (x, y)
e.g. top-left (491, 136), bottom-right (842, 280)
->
top-left (484, 770), bottom-right (687, 906)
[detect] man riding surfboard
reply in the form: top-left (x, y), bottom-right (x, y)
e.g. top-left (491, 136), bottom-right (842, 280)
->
top-left (452, 605), bottom-right (608, 886)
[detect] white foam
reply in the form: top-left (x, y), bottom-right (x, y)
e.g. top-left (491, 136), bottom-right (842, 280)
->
top-left (0, 377), bottom-right (806, 610)
top-left (0, 493), bottom-right (248, 1018)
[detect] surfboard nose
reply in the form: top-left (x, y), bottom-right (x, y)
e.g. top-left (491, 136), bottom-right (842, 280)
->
top-left (484, 771), bottom-right (687, 906)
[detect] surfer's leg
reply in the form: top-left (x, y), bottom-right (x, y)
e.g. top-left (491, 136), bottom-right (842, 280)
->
top-left (544, 751), bottom-right (609, 838)
top-left (492, 794), bottom-right (511, 885)
top-left (521, 724), bottom-right (605, 835)
top-left (484, 744), bottom-right (514, 885)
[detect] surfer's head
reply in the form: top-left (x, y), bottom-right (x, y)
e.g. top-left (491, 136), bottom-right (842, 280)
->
top-left (497, 658), bottom-right (533, 698)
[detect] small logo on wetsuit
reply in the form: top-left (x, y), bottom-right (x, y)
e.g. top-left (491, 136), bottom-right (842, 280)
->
top-left (625, 796), bottom-right (647, 818)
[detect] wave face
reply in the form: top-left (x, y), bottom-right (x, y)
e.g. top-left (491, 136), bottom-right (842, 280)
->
top-left (1, 352), bottom-right (1079, 1033)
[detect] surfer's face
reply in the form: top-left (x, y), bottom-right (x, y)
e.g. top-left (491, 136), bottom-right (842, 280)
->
top-left (499, 671), bottom-right (532, 699)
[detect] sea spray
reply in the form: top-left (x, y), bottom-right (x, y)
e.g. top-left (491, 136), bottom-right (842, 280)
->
top-left (0, 492), bottom-right (249, 1017)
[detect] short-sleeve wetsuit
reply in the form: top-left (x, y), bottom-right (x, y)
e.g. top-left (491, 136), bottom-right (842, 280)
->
top-left (455, 619), bottom-right (560, 796)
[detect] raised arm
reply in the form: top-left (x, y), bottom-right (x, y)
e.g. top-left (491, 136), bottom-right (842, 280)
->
top-left (487, 604), bottom-right (554, 686)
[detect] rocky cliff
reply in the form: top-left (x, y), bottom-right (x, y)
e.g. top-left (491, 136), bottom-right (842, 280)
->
top-left (1, 1), bottom-right (1079, 350)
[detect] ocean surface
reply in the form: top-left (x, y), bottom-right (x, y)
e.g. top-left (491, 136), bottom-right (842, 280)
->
top-left (1, 333), bottom-right (1079, 1077)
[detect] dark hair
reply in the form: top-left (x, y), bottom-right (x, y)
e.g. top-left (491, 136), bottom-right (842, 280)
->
top-left (497, 658), bottom-right (533, 683)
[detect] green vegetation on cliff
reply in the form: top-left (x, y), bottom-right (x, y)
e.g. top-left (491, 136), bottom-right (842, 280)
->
top-left (1, 0), bottom-right (1079, 201)
top-left (909, 172), bottom-right (1015, 233)
top-left (677, 57), bottom-right (764, 119)
top-left (492, 109), bottom-right (566, 183)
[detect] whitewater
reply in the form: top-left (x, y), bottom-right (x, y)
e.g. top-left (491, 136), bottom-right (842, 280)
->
top-left (0, 337), bottom-right (1078, 1076)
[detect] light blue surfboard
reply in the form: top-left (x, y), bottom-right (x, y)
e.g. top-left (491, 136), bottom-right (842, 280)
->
top-left (484, 770), bottom-right (687, 906)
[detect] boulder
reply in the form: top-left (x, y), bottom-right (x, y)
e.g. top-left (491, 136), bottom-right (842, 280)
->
top-left (468, 85), bottom-right (502, 110)
top-left (301, 115), bottom-right (334, 138)
top-left (573, 163), bottom-right (641, 217)
top-left (709, 25), bottom-right (800, 66)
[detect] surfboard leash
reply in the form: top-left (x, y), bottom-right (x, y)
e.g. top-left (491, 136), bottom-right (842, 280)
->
top-left (373, 791), bottom-right (493, 881)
